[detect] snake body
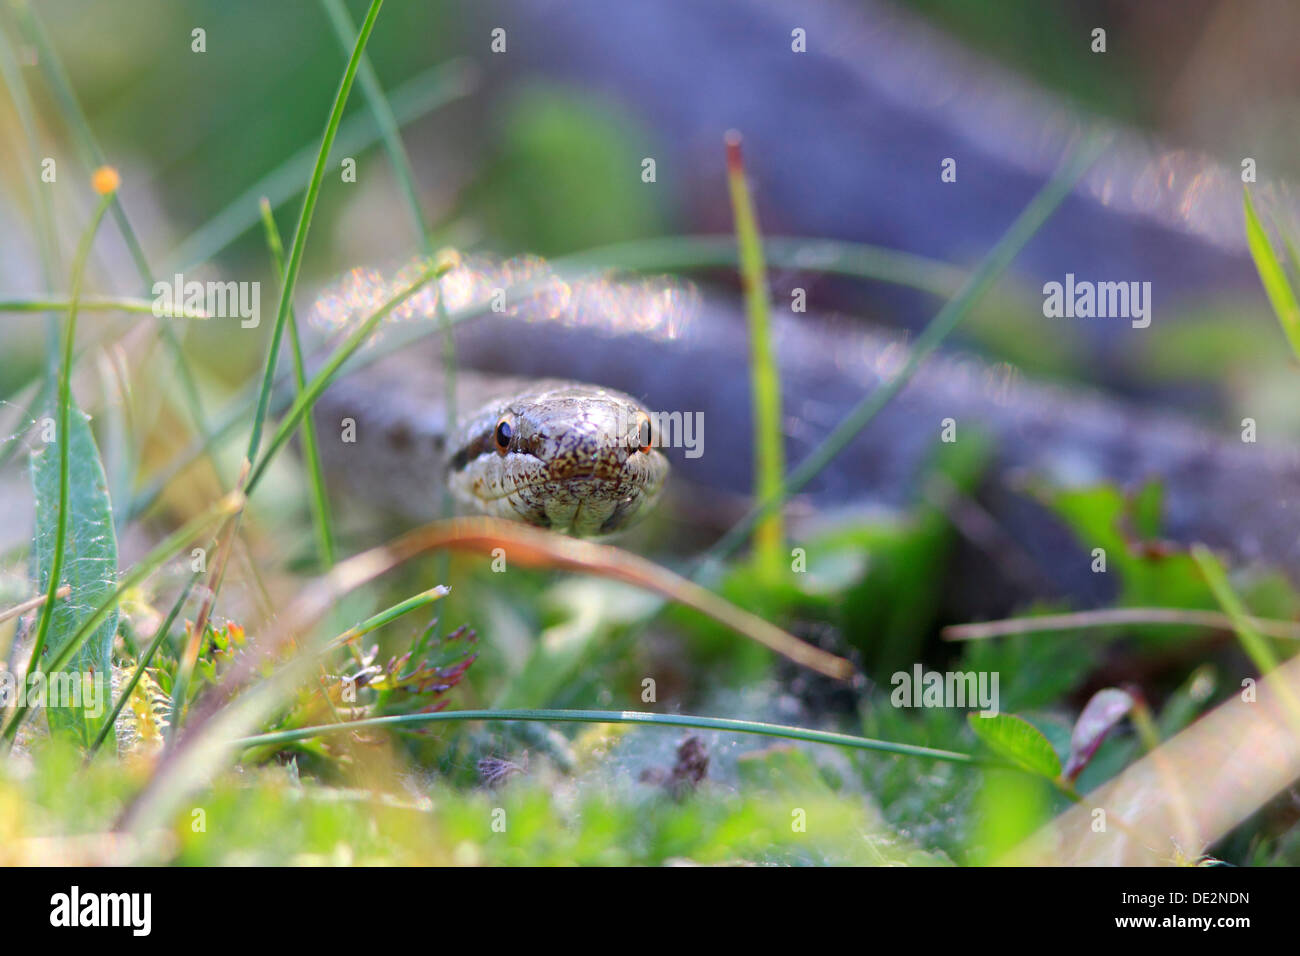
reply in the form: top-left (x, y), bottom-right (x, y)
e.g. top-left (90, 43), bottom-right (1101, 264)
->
top-left (313, 294), bottom-right (1300, 621)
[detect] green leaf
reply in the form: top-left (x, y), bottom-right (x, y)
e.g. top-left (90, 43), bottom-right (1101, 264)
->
top-left (967, 713), bottom-right (1061, 780)
top-left (1046, 483), bottom-right (1211, 612)
top-left (30, 402), bottom-right (118, 746)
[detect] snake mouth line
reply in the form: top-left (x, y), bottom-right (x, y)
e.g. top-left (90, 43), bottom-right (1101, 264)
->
top-left (468, 470), bottom-right (631, 503)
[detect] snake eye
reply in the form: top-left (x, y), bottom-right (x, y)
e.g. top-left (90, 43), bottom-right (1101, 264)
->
top-left (635, 412), bottom-right (652, 454)
top-left (494, 418), bottom-right (513, 454)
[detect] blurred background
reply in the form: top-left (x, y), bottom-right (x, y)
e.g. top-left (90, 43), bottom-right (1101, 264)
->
top-left (7, 0), bottom-right (1300, 621)
top-left (4, 0), bottom-right (1300, 403)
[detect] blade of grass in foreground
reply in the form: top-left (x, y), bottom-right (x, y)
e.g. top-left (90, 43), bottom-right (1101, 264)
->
top-left (1192, 546), bottom-right (1300, 724)
top-left (321, 0), bottom-right (432, 255)
top-left (86, 569), bottom-right (201, 760)
top-left (120, 519), bottom-right (852, 834)
top-left (696, 130), bottom-right (1111, 576)
top-left (321, 0), bottom-right (459, 650)
top-left (18, 182), bottom-right (116, 745)
top-left (259, 199), bottom-right (335, 569)
top-left (326, 585), bottom-right (451, 650)
top-left (563, 235), bottom-right (971, 299)
top-left (168, 0), bottom-right (386, 742)
top-left (1243, 188), bottom-right (1300, 361)
top-left (380, 519), bottom-right (853, 678)
top-left (0, 296), bottom-right (208, 317)
top-left (3, 491), bottom-right (243, 745)
top-left (247, 0), bottom-right (385, 463)
top-left (234, 708), bottom-right (982, 765)
top-left (943, 606), bottom-right (1300, 642)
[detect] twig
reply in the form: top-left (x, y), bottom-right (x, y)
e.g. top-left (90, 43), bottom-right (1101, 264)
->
top-left (943, 607), bottom-right (1300, 642)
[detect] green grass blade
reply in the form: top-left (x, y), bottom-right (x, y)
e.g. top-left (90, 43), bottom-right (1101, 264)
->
top-left (1243, 188), bottom-right (1300, 361)
top-left (258, 199), bottom-right (335, 569)
top-left (327, 585), bottom-right (450, 650)
top-left (0, 296), bottom-right (207, 317)
top-left (320, 0), bottom-right (431, 254)
top-left (725, 132), bottom-right (785, 580)
top-left (697, 130), bottom-right (1110, 574)
top-left (244, 259), bottom-right (440, 495)
top-left (165, 58), bottom-right (475, 272)
top-left (245, 0), bottom-right (384, 464)
top-left (564, 234), bottom-right (970, 298)
top-left (233, 708), bottom-right (984, 766)
top-left (86, 570), bottom-right (202, 760)
top-left (16, 189), bottom-right (114, 747)
top-left (1192, 544), bottom-right (1300, 729)
top-left (319, 0), bottom-right (461, 614)
top-left (1191, 545), bottom-right (1284, 676)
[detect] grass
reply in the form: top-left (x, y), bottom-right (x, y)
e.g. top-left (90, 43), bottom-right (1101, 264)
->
top-left (725, 131), bottom-right (786, 582)
top-left (259, 199), bottom-right (335, 570)
top-left (10, 1), bottom-right (217, 470)
top-left (168, 0), bottom-right (386, 742)
top-left (233, 708), bottom-right (989, 765)
top-left (248, 0), bottom-right (384, 465)
top-left (4, 491), bottom-right (242, 745)
top-left (2, 5), bottom-right (1298, 868)
top-left (1244, 188), bottom-right (1300, 360)
top-left (6, 187), bottom-right (115, 745)
top-left (164, 57), bottom-right (476, 273)
top-left (697, 129), bottom-right (1111, 575)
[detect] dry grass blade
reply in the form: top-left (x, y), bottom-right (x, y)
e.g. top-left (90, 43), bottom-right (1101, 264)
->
top-left (119, 517), bottom-right (852, 835)
top-left (0, 585), bottom-right (70, 625)
top-left (1014, 650), bottom-right (1300, 865)
top-left (381, 518), bottom-right (854, 679)
top-left (943, 607), bottom-right (1300, 642)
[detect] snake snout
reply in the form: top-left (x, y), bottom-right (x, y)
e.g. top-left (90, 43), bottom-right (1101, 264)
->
top-left (544, 431), bottom-right (630, 483)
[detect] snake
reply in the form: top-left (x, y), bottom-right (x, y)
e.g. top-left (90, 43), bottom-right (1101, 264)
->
top-left (313, 344), bottom-right (671, 537)
top-left (443, 378), bottom-right (668, 536)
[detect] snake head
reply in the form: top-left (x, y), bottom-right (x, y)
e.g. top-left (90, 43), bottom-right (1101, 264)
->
top-left (448, 382), bottom-right (669, 536)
